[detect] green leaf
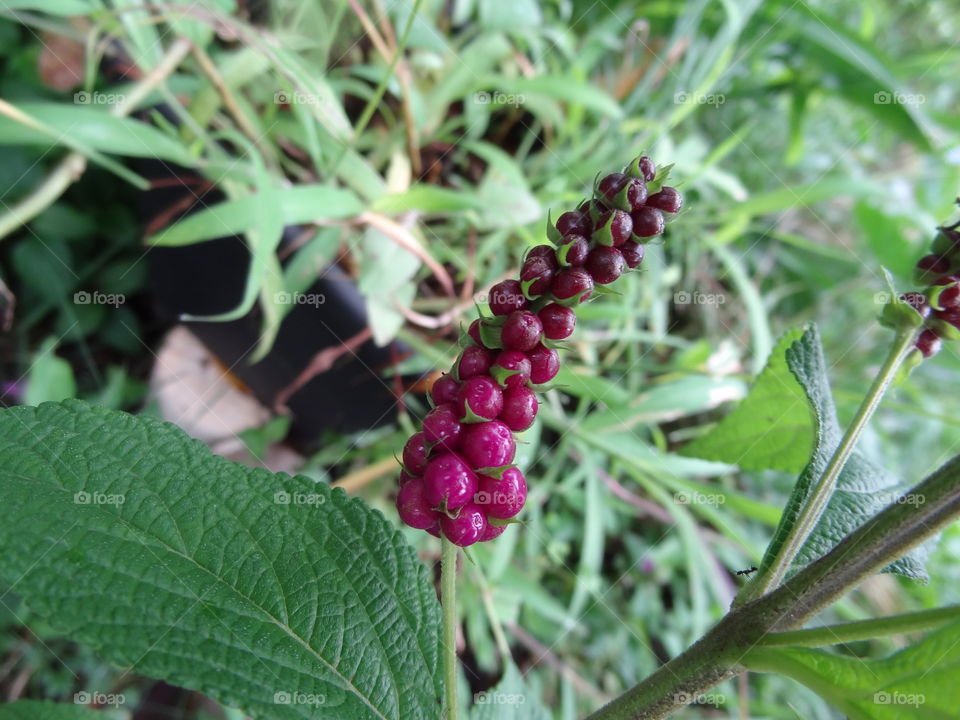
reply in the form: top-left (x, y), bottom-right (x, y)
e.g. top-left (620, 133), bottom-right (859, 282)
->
top-left (682, 327), bottom-right (814, 473)
top-left (150, 184), bottom-right (363, 247)
top-left (743, 621), bottom-right (960, 719)
top-left (476, 0), bottom-right (542, 31)
top-left (0, 701), bottom-right (104, 720)
top-left (758, 325), bottom-right (927, 581)
top-left (476, 74), bottom-right (622, 119)
top-left (24, 339), bottom-right (77, 405)
top-left (0, 400), bottom-right (442, 720)
top-left (470, 663), bottom-right (550, 720)
top-left (372, 186), bottom-right (485, 214)
top-left (0, 0), bottom-right (93, 14)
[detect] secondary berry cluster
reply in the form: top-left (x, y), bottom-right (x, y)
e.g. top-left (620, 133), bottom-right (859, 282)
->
top-left (396, 155), bottom-right (682, 546)
top-left (907, 219), bottom-right (960, 359)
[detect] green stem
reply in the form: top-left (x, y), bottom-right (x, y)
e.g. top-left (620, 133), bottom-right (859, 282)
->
top-left (757, 605), bottom-right (960, 647)
top-left (440, 535), bottom-right (459, 720)
top-left (741, 326), bottom-right (918, 601)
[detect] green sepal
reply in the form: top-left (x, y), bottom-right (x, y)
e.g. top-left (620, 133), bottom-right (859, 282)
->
top-left (458, 321), bottom-right (476, 349)
top-left (490, 364), bottom-right (523, 387)
top-left (478, 321), bottom-right (505, 349)
top-left (474, 463), bottom-right (516, 480)
top-left (459, 402), bottom-right (491, 424)
top-left (549, 291), bottom-right (583, 308)
top-left (556, 242), bottom-right (577, 266)
top-left (592, 210), bottom-right (617, 246)
top-left (877, 268), bottom-right (926, 331)
top-left (545, 210), bottom-right (563, 245)
top-left (586, 198), bottom-right (605, 225)
top-left (896, 347), bottom-right (925, 382)
top-left (932, 227), bottom-right (960, 258)
top-left (488, 516), bottom-right (523, 527)
top-left (931, 317), bottom-right (960, 340)
top-left (529, 380), bottom-right (567, 393)
top-left (541, 338), bottom-right (572, 351)
top-left (520, 276), bottom-right (544, 300)
top-left (927, 280), bottom-right (958, 311)
top-left (590, 283), bottom-right (622, 297)
top-left (624, 154), bottom-right (648, 179)
top-left (608, 181), bottom-right (634, 212)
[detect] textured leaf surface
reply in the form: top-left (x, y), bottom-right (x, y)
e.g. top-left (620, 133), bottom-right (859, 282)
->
top-left (0, 401), bottom-right (442, 720)
top-left (744, 621), bottom-right (960, 719)
top-left (758, 326), bottom-right (927, 580)
top-left (681, 327), bottom-right (813, 472)
top-left (0, 701), bottom-right (104, 719)
top-left (470, 663), bottom-right (551, 720)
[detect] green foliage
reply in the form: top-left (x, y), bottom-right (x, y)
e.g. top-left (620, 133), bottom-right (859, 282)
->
top-left (470, 663), bottom-right (550, 720)
top-left (0, 701), bottom-right (106, 719)
top-left (0, 401), bottom-right (442, 720)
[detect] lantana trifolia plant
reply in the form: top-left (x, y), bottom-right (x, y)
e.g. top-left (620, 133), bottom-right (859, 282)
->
top-left (0, 155), bottom-right (958, 720)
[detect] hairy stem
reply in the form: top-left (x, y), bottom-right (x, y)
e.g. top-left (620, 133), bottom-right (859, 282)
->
top-left (742, 326), bottom-right (918, 601)
top-left (440, 535), bottom-right (459, 720)
top-left (588, 454), bottom-right (960, 720)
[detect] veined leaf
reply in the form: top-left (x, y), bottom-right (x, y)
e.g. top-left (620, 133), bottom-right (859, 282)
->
top-left (682, 327), bottom-right (814, 473)
top-left (743, 621), bottom-right (960, 719)
top-left (0, 400), bottom-right (442, 720)
top-left (758, 326), bottom-right (928, 581)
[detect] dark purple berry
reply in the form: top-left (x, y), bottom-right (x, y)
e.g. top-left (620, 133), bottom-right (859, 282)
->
top-left (431, 374), bottom-right (460, 406)
top-left (501, 310), bottom-right (543, 352)
top-left (402, 431), bottom-right (428, 475)
top-left (556, 210), bottom-right (592, 237)
top-left (552, 267), bottom-right (594, 303)
top-left (636, 156), bottom-right (656, 182)
top-left (489, 279), bottom-right (529, 315)
top-left (625, 178), bottom-right (648, 210)
top-left (461, 420), bottom-right (516, 469)
top-left (476, 467), bottom-right (527, 519)
top-left (440, 502), bottom-right (487, 547)
top-left (499, 385), bottom-right (538, 432)
top-left (424, 452), bottom-right (477, 510)
top-left (528, 344), bottom-right (560, 385)
top-left (458, 346), bottom-right (494, 380)
top-left (621, 241), bottom-right (645, 269)
top-left (585, 246), bottom-right (626, 285)
top-left (456, 376), bottom-right (504, 421)
top-left (916, 328), bottom-right (942, 358)
top-left (647, 186), bottom-right (683, 213)
top-left (492, 350), bottom-right (532, 389)
top-left (933, 275), bottom-right (960, 309)
top-left (526, 244), bottom-right (560, 269)
top-left (917, 254), bottom-right (951, 275)
top-left (558, 234), bottom-right (590, 266)
top-left (396, 478), bottom-right (438, 530)
top-left (598, 172), bottom-right (626, 201)
top-left (538, 303), bottom-right (576, 340)
top-left (467, 319), bottom-right (483, 345)
top-left (631, 206), bottom-right (665, 237)
top-left (480, 523), bottom-right (507, 542)
top-left (520, 255), bottom-right (555, 297)
top-left (593, 209), bottom-right (634, 247)
top-left (422, 403), bottom-right (463, 452)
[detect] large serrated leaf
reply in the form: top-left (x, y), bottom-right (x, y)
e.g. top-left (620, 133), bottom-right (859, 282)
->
top-left (0, 701), bottom-right (104, 719)
top-left (758, 326), bottom-right (927, 581)
top-left (470, 663), bottom-right (550, 720)
top-left (681, 327), bottom-right (814, 472)
top-left (743, 621), bottom-right (960, 719)
top-left (0, 401), bottom-right (442, 720)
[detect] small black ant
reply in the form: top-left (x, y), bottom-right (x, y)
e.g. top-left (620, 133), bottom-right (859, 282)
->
top-left (736, 566), bottom-right (758, 576)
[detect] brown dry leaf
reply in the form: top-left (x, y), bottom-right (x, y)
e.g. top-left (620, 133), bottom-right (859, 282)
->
top-left (37, 30), bottom-right (85, 91)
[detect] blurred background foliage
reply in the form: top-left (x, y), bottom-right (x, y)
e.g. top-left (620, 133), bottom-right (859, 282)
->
top-left (0, 0), bottom-right (958, 717)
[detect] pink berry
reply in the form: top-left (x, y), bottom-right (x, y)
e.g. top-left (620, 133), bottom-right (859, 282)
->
top-left (933, 276), bottom-right (960, 309)
top-left (396, 478), bottom-right (439, 529)
top-left (430, 374), bottom-right (460, 406)
top-left (461, 420), bottom-right (516, 469)
top-left (631, 207), bottom-right (665, 237)
top-left (424, 452), bottom-right (477, 510)
top-left (422, 403), bottom-right (463, 452)
top-left (457, 346), bottom-right (494, 380)
top-left (916, 328), bottom-right (942, 358)
top-left (585, 246), bottom-right (626, 285)
top-left (479, 523), bottom-right (507, 542)
top-left (552, 267), bottom-right (594, 303)
top-left (488, 279), bottom-right (529, 315)
top-left (646, 186), bottom-right (683, 213)
top-left (476, 467), bottom-right (527, 519)
top-left (558, 234), bottom-right (590, 266)
top-left (528, 344), bottom-right (560, 385)
top-left (556, 210), bottom-right (592, 237)
top-left (440, 502), bottom-right (487, 547)
top-left (501, 310), bottom-right (543, 352)
top-left (398, 469), bottom-right (418, 486)
top-left (467, 319), bottom-right (483, 345)
top-left (402, 431), bottom-right (428, 475)
top-left (492, 350), bottom-right (532, 389)
top-left (621, 241), bottom-right (645, 269)
top-left (499, 385), bottom-right (538, 432)
top-left (457, 376), bottom-right (504, 421)
top-left (538, 303), bottom-right (576, 340)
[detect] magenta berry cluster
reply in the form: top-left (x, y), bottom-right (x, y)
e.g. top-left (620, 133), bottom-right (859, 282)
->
top-left (396, 155), bottom-right (683, 546)
top-left (906, 219), bottom-right (960, 359)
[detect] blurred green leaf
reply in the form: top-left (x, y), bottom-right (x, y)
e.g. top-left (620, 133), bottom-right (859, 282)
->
top-left (25, 339), bottom-right (76, 405)
top-left (470, 662), bottom-right (550, 719)
top-left (477, 0), bottom-right (541, 31)
top-left (0, 700), bottom-right (104, 719)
